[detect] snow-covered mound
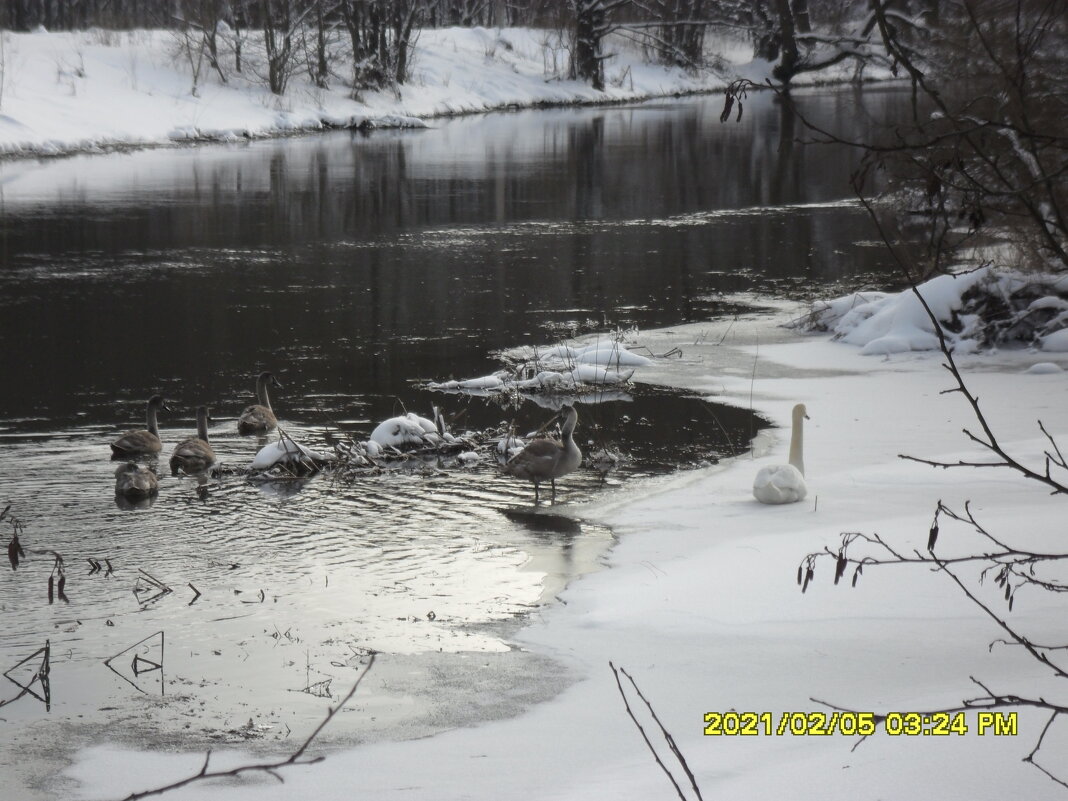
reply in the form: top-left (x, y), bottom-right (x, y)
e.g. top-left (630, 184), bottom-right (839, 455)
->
top-left (370, 413), bottom-right (447, 449)
top-left (250, 437), bottom-right (330, 470)
top-left (799, 268), bottom-right (1068, 354)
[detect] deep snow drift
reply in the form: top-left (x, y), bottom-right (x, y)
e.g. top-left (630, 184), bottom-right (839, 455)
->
top-left (63, 286), bottom-right (1068, 799)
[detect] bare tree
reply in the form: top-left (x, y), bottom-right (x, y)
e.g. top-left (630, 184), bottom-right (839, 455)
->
top-left (260, 0), bottom-right (308, 94)
top-left (173, 0), bottom-right (230, 86)
top-left (724, 1), bottom-right (1068, 277)
top-left (570, 0), bottom-right (630, 90)
top-left (306, 0), bottom-right (334, 89)
top-left (172, 17), bottom-right (210, 96)
top-left (338, 0), bottom-right (425, 93)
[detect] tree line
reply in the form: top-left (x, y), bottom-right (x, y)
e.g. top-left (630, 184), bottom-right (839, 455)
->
top-left (1, 1), bottom-right (943, 95)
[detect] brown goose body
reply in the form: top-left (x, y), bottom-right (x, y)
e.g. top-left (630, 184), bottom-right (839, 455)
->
top-left (170, 406), bottom-right (216, 476)
top-left (238, 372), bottom-right (282, 434)
top-left (503, 406), bottom-right (582, 502)
top-left (111, 395), bottom-right (169, 457)
top-left (114, 462), bottom-right (159, 497)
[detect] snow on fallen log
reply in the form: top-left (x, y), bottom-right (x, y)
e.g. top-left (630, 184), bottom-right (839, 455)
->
top-left (794, 267), bottom-right (1068, 354)
top-left (430, 330), bottom-right (677, 400)
top-left (248, 430), bottom-right (332, 479)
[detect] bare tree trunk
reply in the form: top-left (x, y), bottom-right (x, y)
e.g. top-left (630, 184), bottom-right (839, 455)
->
top-left (232, 0), bottom-right (247, 73)
top-left (791, 0), bottom-right (810, 34)
top-left (771, 0), bottom-right (799, 84)
top-left (312, 0), bottom-right (329, 88)
top-left (261, 0), bottom-right (294, 95)
top-left (572, 0), bottom-right (607, 91)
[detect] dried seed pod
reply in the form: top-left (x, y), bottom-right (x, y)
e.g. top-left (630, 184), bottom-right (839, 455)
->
top-left (834, 553), bottom-right (848, 585)
top-left (797, 564), bottom-right (804, 586)
top-left (851, 566), bottom-right (861, 588)
top-left (927, 524), bottom-right (939, 552)
top-left (48, 575), bottom-right (55, 604)
top-left (58, 575), bottom-right (68, 603)
top-left (720, 96), bottom-right (734, 124)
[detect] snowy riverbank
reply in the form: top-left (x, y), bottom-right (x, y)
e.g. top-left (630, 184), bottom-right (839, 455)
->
top-left (0, 25), bottom-right (887, 160)
top-left (0, 26), bottom-right (722, 158)
top-left (64, 293), bottom-right (1068, 799)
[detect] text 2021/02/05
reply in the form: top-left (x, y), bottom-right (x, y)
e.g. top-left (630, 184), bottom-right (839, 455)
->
top-left (702, 711), bottom-right (1018, 737)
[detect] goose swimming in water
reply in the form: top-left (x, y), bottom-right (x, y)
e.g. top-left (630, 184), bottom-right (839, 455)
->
top-left (170, 405), bottom-right (217, 476)
top-left (114, 462), bottom-right (159, 497)
top-left (753, 403), bottom-right (809, 505)
top-left (111, 395), bottom-right (169, 457)
top-left (503, 405), bottom-right (582, 502)
top-left (238, 371), bottom-right (282, 434)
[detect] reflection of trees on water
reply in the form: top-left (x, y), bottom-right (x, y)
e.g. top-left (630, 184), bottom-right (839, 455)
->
top-left (0, 91), bottom-right (909, 426)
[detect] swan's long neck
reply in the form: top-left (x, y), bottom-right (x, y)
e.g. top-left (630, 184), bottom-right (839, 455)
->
top-left (257, 376), bottom-right (273, 410)
top-left (147, 404), bottom-right (160, 437)
top-left (196, 408), bottom-right (210, 442)
top-left (788, 411), bottom-right (805, 476)
top-left (561, 410), bottom-right (577, 444)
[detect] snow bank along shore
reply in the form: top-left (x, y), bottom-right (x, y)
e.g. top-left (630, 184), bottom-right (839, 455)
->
top-left (65, 281), bottom-right (1068, 799)
top-left (0, 26), bottom-right (882, 159)
top-left (0, 26), bottom-right (726, 158)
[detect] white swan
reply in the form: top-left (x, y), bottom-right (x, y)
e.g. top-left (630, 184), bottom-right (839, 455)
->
top-left (753, 403), bottom-right (809, 505)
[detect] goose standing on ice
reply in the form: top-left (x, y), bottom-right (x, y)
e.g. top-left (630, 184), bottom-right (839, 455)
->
top-left (503, 406), bottom-right (582, 502)
top-left (238, 371), bottom-right (282, 434)
top-left (170, 406), bottom-right (217, 475)
top-left (111, 395), bottom-right (169, 457)
top-left (753, 403), bottom-right (809, 505)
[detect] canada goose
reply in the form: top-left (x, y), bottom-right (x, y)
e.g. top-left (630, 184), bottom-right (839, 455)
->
top-left (114, 462), bottom-right (159, 497)
top-left (170, 406), bottom-right (216, 476)
top-left (753, 403), bottom-right (809, 505)
top-left (238, 371), bottom-right (282, 434)
top-left (503, 406), bottom-right (582, 502)
top-left (111, 395), bottom-right (169, 457)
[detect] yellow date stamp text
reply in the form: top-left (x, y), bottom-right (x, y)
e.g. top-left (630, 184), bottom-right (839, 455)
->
top-left (702, 711), bottom-right (1017, 737)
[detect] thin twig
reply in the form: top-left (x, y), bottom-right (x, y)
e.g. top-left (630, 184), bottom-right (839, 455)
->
top-left (114, 653), bottom-right (376, 801)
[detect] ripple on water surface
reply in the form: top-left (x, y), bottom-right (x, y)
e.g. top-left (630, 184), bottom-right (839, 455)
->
top-left (0, 387), bottom-right (763, 756)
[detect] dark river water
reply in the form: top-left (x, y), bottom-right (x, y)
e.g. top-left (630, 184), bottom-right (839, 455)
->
top-left (0, 87), bottom-right (903, 767)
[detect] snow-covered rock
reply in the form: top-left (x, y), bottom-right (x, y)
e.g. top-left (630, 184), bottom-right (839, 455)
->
top-left (1026, 361), bottom-right (1064, 374)
top-left (1041, 329), bottom-right (1068, 352)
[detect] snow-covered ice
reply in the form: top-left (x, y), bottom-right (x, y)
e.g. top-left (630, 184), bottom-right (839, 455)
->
top-left (65, 300), bottom-right (1068, 800)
